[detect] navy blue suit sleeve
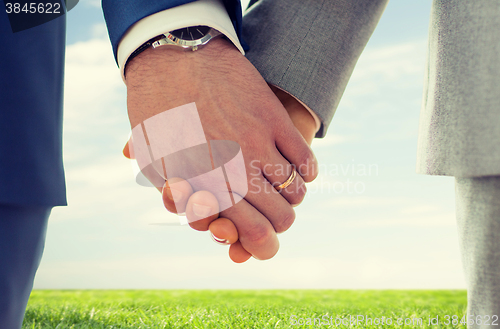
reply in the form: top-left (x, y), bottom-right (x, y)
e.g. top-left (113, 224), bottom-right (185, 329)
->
top-left (0, 13), bottom-right (66, 207)
top-left (102, 0), bottom-right (246, 62)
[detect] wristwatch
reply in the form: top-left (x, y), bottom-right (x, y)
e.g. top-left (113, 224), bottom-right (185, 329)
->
top-left (153, 25), bottom-right (222, 51)
top-left (125, 26), bottom-right (222, 71)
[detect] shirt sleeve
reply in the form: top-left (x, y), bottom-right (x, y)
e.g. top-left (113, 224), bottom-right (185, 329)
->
top-left (117, 0), bottom-right (244, 81)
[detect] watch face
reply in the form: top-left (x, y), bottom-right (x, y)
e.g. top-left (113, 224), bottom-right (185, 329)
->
top-left (170, 26), bottom-right (211, 41)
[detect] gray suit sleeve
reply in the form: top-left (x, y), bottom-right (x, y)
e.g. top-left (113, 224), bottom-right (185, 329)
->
top-left (416, 0), bottom-right (500, 177)
top-left (243, 0), bottom-right (388, 137)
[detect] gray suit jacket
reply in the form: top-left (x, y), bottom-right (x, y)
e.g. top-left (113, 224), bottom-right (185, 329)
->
top-left (244, 0), bottom-right (500, 177)
top-left (243, 0), bottom-right (388, 138)
top-left (417, 0), bottom-right (500, 177)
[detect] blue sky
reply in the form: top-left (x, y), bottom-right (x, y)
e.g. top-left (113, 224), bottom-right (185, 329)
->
top-left (34, 0), bottom-right (465, 289)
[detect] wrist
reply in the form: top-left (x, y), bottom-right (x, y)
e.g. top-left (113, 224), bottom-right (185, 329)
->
top-left (125, 37), bottom-right (240, 81)
top-left (125, 37), bottom-right (248, 127)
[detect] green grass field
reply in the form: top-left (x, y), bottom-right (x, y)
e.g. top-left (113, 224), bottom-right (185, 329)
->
top-left (24, 290), bottom-right (468, 328)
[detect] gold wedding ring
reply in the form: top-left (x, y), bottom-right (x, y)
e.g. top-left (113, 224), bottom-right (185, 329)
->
top-left (275, 169), bottom-right (297, 192)
top-left (210, 232), bottom-right (229, 245)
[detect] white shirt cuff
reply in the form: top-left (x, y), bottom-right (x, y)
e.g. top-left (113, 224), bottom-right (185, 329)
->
top-left (117, 0), bottom-right (244, 81)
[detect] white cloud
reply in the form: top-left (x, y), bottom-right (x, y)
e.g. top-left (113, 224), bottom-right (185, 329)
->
top-left (34, 254), bottom-right (465, 289)
top-left (83, 0), bottom-right (101, 8)
top-left (323, 196), bottom-right (406, 208)
top-left (401, 204), bottom-right (441, 215)
top-left (342, 212), bottom-right (455, 228)
top-left (301, 194), bottom-right (455, 227)
top-left (312, 134), bottom-right (360, 148)
top-left (351, 42), bottom-right (426, 83)
top-left (90, 23), bottom-right (108, 39)
top-left (345, 40), bottom-right (427, 100)
top-left (332, 39), bottom-right (427, 143)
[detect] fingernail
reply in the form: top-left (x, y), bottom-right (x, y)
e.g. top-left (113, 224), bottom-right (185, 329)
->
top-left (193, 203), bottom-right (212, 218)
top-left (169, 187), bottom-right (183, 203)
top-left (210, 232), bottom-right (229, 245)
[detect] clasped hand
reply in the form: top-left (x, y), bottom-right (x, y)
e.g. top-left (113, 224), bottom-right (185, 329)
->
top-left (124, 38), bottom-right (318, 263)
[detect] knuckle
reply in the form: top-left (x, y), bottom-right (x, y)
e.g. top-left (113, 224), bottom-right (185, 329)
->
top-left (295, 149), bottom-right (317, 182)
top-left (243, 224), bottom-right (274, 248)
top-left (274, 207), bottom-right (296, 233)
top-left (286, 181), bottom-right (306, 206)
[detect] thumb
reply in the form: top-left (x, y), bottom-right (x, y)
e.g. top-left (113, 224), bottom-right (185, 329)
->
top-left (123, 137), bottom-right (135, 159)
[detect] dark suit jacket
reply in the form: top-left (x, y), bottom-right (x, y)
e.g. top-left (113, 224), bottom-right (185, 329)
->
top-left (0, 11), bottom-right (66, 206)
top-left (0, 0), bottom-right (244, 207)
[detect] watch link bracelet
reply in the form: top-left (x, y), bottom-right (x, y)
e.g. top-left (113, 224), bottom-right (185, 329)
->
top-left (125, 25), bottom-right (222, 73)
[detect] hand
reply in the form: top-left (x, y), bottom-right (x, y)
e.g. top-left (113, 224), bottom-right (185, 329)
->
top-left (206, 87), bottom-right (318, 262)
top-left (123, 85), bottom-right (317, 262)
top-left (125, 38), bottom-right (318, 260)
top-left (211, 89), bottom-right (317, 262)
top-left (268, 85), bottom-right (316, 145)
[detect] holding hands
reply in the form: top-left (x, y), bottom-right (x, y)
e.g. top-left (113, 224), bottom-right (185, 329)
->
top-left (123, 38), bottom-right (318, 263)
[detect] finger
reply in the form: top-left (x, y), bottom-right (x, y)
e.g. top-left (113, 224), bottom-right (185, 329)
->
top-left (274, 118), bottom-right (318, 183)
top-left (259, 153), bottom-right (307, 207)
top-left (220, 197), bottom-right (279, 260)
top-left (162, 177), bottom-right (193, 214)
top-left (277, 167), bottom-right (307, 207)
top-left (209, 217), bottom-right (238, 244)
top-left (244, 174), bottom-right (297, 233)
top-left (124, 137), bottom-right (167, 192)
top-left (186, 190), bottom-right (220, 231)
top-left (229, 240), bottom-right (252, 263)
top-left (269, 84), bottom-right (317, 145)
top-left (123, 138), bottom-right (134, 159)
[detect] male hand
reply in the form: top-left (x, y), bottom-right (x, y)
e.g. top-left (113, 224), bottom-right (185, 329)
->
top-left (124, 82), bottom-right (317, 262)
top-left (125, 38), bottom-right (318, 261)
